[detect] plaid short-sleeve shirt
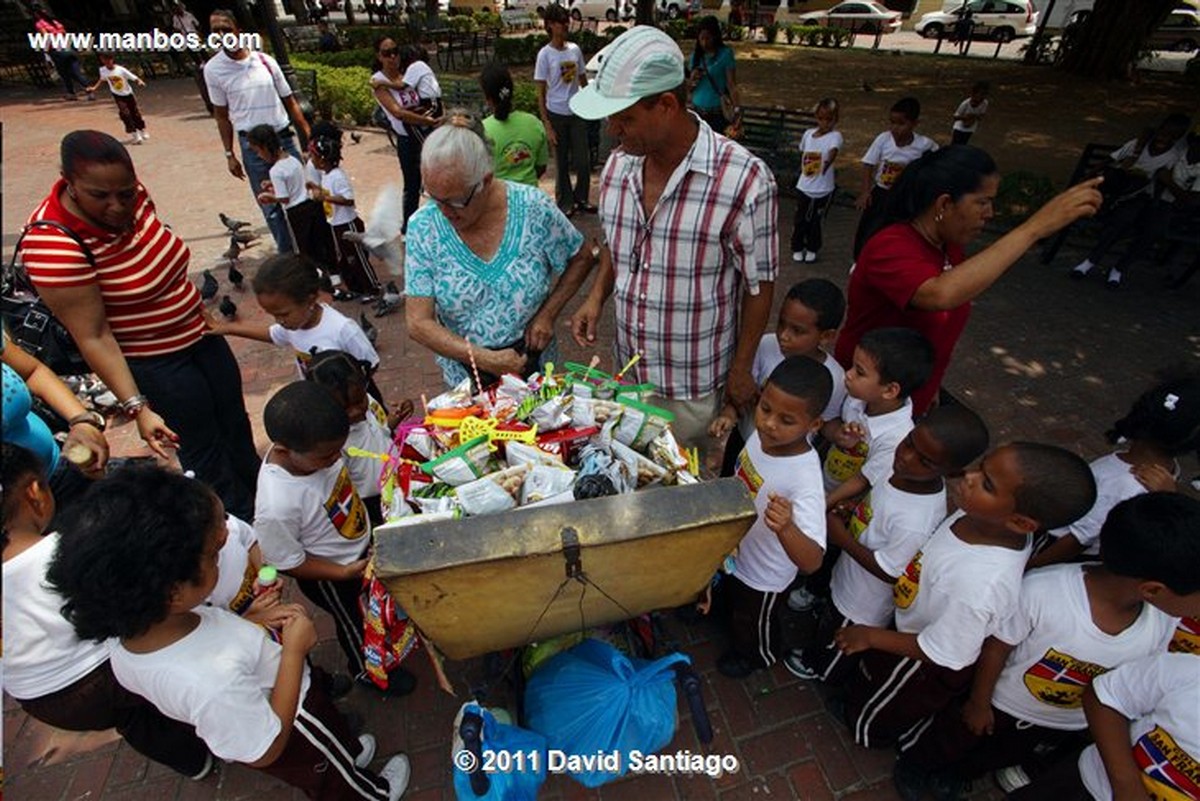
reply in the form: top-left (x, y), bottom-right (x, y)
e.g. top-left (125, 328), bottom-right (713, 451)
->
top-left (599, 119), bottom-right (778, 399)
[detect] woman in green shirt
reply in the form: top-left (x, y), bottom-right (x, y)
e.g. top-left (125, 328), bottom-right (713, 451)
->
top-left (480, 63), bottom-right (549, 188)
top-left (688, 16), bottom-right (741, 135)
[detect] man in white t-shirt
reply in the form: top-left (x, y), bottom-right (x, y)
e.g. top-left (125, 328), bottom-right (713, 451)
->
top-left (534, 4), bottom-right (593, 216)
top-left (203, 9), bottom-right (310, 254)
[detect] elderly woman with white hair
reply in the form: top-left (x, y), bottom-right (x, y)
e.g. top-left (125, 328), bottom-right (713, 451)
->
top-left (405, 110), bottom-right (594, 387)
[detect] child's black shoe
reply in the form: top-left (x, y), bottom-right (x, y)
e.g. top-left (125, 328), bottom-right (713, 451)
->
top-left (892, 757), bottom-right (930, 801)
top-left (716, 649), bottom-right (756, 679)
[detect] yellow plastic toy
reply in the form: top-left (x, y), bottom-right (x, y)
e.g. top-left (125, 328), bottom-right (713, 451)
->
top-left (458, 415), bottom-right (539, 452)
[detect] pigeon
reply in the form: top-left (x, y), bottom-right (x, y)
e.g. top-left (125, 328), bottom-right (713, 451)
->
top-left (232, 229), bottom-right (260, 245)
top-left (219, 212), bottom-right (251, 232)
top-left (861, 80), bottom-right (875, 92)
top-left (228, 262), bottom-right (244, 289)
top-left (350, 131), bottom-right (362, 144)
top-left (219, 295), bottom-right (238, 320)
top-left (374, 280), bottom-right (404, 318)
top-left (359, 312), bottom-right (378, 345)
top-left (199, 269), bottom-right (219, 301)
top-left (223, 237), bottom-right (242, 261)
top-left (342, 184), bottom-right (403, 275)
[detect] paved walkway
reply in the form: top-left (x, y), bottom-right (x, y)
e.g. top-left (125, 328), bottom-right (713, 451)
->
top-left (2, 77), bottom-right (1197, 801)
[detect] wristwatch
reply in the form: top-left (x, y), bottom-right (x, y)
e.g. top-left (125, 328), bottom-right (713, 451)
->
top-left (67, 410), bottom-right (107, 431)
top-left (225, 150), bottom-right (235, 158)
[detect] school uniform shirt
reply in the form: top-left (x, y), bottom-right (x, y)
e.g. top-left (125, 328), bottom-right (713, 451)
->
top-left (203, 49), bottom-right (292, 133)
top-left (829, 480), bottom-right (946, 628)
top-left (205, 514), bottom-right (259, 614)
top-left (98, 64), bottom-right (138, 96)
top-left (111, 606), bottom-right (312, 764)
top-left (862, 131), bottom-right (938, 190)
top-left (254, 454), bottom-right (370, 570)
top-left (534, 41), bottom-right (585, 115)
top-left (1076, 653), bottom-right (1200, 801)
top-left (321, 167), bottom-right (358, 227)
top-left (1110, 136), bottom-right (1188, 198)
top-left (990, 564), bottom-right (1177, 731)
top-left (268, 154), bottom-right (308, 209)
top-left (1048, 452), bottom-right (1146, 556)
top-left (738, 336), bottom-right (845, 441)
top-left (304, 160), bottom-right (323, 191)
top-left (2, 532), bottom-right (111, 700)
top-left (346, 396), bottom-right (393, 499)
top-left (483, 110), bottom-right (550, 188)
top-left (1170, 617), bottom-right (1200, 655)
top-left (1164, 154), bottom-right (1200, 203)
top-left (893, 511), bottom-right (1031, 671)
top-left (731, 432), bottom-right (826, 593)
top-left (951, 97), bottom-right (988, 134)
top-left (268, 303), bottom-right (379, 377)
top-left (823, 396), bottom-right (914, 493)
top-left (795, 128), bottom-right (843, 197)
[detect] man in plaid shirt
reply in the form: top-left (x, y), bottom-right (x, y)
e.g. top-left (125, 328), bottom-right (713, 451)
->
top-left (569, 26), bottom-right (778, 459)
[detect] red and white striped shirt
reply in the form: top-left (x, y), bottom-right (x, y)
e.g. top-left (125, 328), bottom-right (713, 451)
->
top-left (22, 179), bottom-right (205, 358)
top-left (599, 119), bottom-right (778, 399)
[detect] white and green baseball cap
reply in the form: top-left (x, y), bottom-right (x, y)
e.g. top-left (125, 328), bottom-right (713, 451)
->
top-left (570, 25), bottom-right (686, 120)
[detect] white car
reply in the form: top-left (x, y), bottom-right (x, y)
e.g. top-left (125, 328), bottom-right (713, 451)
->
top-left (659, 0), bottom-right (701, 19)
top-left (915, 0), bottom-right (1039, 42)
top-left (566, 0), bottom-right (633, 20)
top-left (796, 1), bottom-right (903, 35)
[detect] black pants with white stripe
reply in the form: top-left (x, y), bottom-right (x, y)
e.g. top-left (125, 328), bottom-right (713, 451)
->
top-left (331, 218), bottom-right (382, 296)
top-left (797, 602), bottom-right (859, 686)
top-left (843, 649), bottom-right (974, 749)
top-left (298, 576), bottom-right (366, 678)
top-left (726, 575), bottom-right (783, 669)
top-left (261, 668), bottom-right (391, 799)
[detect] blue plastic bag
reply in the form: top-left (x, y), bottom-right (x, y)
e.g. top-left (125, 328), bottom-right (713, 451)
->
top-left (523, 638), bottom-right (689, 788)
top-left (452, 702), bottom-right (547, 801)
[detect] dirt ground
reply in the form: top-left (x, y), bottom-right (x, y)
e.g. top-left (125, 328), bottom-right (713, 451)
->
top-left (512, 42), bottom-right (1197, 189)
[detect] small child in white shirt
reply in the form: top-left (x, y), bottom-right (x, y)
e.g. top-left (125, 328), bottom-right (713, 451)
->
top-left (87, 53), bottom-right (147, 143)
top-left (716, 356), bottom-right (832, 679)
top-left (311, 128), bottom-right (382, 300)
top-left (950, 80), bottom-right (989, 145)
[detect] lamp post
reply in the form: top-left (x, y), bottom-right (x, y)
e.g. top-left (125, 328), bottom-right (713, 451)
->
top-left (254, 0), bottom-right (317, 134)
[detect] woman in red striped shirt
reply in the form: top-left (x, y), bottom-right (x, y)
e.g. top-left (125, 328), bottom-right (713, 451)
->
top-left (21, 130), bottom-right (259, 520)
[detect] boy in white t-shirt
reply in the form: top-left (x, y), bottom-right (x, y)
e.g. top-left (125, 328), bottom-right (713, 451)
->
top-left (254, 381), bottom-right (415, 696)
top-left (835, 443), bottom-right (1097, 749)
top-left (894, 491), bottom-right (1198, 801)
top-left (790, 98), bottom-right (843, 263)
top-left (785, 405), bottom-right (990, 686)
top-left (87, 53), bottom-right (148, 143)
top-left (710, 278), bottom-right (846, 479)
top-left (2, 444), bottom-right (211, 780)
top-left (852, 96), bottom-right (938, 257)
top-left (44, 464), bottom-right (411, 800)
top-left (716, 356), bottom-right (832, 678)
top-left (822, 327), bottom-right (934, 509)
top-left (950, 80), bottom-right (989, 146)
top-left (534, 3), bottom-right (592, 216)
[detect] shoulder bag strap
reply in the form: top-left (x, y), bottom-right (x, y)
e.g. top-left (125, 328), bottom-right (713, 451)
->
top-left (6, 220), bottom-right (97, 293)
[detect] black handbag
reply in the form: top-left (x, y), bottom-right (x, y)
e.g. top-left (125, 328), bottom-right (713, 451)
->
top-left (2, 220), bottom-right (92, 375)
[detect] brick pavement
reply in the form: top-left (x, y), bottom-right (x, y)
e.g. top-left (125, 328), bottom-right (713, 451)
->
top-left (3, 76), bottom-right (1198, 801)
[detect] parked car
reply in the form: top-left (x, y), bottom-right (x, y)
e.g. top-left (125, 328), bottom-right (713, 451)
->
top-left (1148, 7), bottom-right (1200, 51)
top-left (796, 1), bottom-right (902, 34)
top-left (659, 0), bottom-right (701, 19)
top-left (916, 0), bottom-right (1038, 42)
top-left (567, 0), bottom-right (633, 20)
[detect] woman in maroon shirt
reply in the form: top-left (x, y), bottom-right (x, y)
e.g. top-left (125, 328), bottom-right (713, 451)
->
top-left (835, 146), bottom-right (1104, 415)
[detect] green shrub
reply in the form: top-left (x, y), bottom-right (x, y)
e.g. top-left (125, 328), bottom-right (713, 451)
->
top-left (994, 170), bottom-right (1057, 223)
top-left (448, 14), bottom-right (478, 31)
top-left (493, 32), bottom-right (549, 63)
top-left (513, 80), bottom-right (539, 114)
top-left (291, 47), bottom-right (376, 68)
top-left (663, 19), bottom-right (690, 40)
top-left (291, 58), bottom-right (377, 124)
top-left (576, 28), bottom-right (607, 55)
top-left (474, 9), bottom-right (503, 29)
top-left (764, 22), bottom-right (780, 43)
top-left (606, 24), bottom-right (627, 38)
top-left (340, 25), bottom-right (411, 49)
top-left (783, 23), bottom-right (797, 43)
top-left (726, 24), bottom-right (745, 41)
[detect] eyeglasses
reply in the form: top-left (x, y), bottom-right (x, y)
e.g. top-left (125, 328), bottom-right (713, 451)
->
top-left (424, 181), bottom-right (481, 210)
top-left (379, 47), bottom-right (399, 57)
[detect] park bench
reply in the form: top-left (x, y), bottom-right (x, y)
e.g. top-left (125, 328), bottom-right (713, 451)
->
top-left (500, 8), bottom-right (538, 30)
top-left (1039, 141), bottom-right (1120, 264)
top-left (283, 22), bottom-right (346, 52)
top-left (738, 104), bottom-right (817, 191)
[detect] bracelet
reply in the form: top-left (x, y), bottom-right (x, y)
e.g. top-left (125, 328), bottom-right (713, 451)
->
top-left (67, 410), bottom-right (107, 431)
top-left (225, 150), bottom-right (235, 158)
top-left (120, 393), bottom-right (150, 416)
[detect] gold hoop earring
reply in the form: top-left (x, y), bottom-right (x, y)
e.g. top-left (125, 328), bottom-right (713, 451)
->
top-left (935, 212), bottom-right (943, 223)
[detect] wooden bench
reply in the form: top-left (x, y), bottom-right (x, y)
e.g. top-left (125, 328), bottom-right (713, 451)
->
top-left (738, 104), bottom-right (817, 190)
top-left (1040, 142), bottom-right (1120, 264)
top-left (500, 8), bottom-right (538, 30)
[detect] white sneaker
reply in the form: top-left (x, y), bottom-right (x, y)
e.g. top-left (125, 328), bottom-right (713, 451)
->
top-left (804, 250), bottom-right (817, 263)
top-left (354, 733), bottom-right (377, 769)
top-left (993, 765), bottom-right (1030, 793)
top-left (787, 586), bottom-right (817, 612)
top-left (1070, 258), bottom-right (1094, 278)
top-left (792, 251), bottom-right (805, 263)
top-left (132, 131), bottom-right (143, 144)
top-left (140, 130), bottom-right (149, 140)
top-left (189, 752), bottom-right (214, 781)
top-left (380, 754), bottom-right (411, 801)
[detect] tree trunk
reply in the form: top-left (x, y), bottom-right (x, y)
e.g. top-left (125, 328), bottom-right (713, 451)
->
top-left (1058, 0), bottom-right (1176, 79)
top-left (636, 0), bottom-right (655, 26)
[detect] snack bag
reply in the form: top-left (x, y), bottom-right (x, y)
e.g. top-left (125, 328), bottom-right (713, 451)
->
top-left (456, 464), bottom-right (531, 516)
top-left (612, 399), bottom-right (674, 452)
top-left (421, 435), bottom-right (493, 486)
